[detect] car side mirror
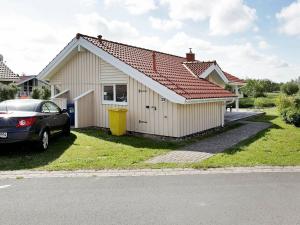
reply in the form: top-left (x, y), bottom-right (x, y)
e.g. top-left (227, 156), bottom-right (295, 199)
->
top-left (61, 109), bottom-right (68, 114)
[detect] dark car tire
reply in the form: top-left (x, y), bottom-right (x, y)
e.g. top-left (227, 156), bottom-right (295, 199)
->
top-left (62, 121), bottom-right (71, 137)
top-left (36, 130), bottom-right (49, 151)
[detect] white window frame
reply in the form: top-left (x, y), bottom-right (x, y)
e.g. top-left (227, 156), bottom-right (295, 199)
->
top-left (102, 83), bottom-right (128, 106)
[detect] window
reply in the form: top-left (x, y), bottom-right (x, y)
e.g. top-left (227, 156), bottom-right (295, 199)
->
top-left (41, 102), bottom-right (60, 113)
top-left (103, 85), bottom-right (114, 101)
top-left (103, 84), bottom-right (127, 105)
top-left (116, 85), bottom-right (127, 102)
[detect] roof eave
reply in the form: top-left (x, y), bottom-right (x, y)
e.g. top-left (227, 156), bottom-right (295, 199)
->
top-left (185, 96), bottom-right (237, 104)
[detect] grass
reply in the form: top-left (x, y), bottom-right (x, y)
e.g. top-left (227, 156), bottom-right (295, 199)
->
top-left (0, 108), bottom-right (299, 170)
top-left (193, 108), bottom-right (300, 168)
top-left (0, 124), bottom-right (241, 171)
top-left (0, 130), bottom-right (178, 170)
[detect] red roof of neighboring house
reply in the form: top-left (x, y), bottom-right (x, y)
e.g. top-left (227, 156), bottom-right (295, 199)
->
top-left (79, 34), bottom-right (236, 100)
top-left (0, 60), bottom-right (19, 81)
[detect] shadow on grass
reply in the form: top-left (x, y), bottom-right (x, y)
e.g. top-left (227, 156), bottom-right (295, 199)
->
top-left (222, 113), bottom-right (280, 155)
top-left (222, 127), bottom-right (271, 155)
top-left (73, 128), bottom-right (179, 150)
top-left (0, 133), bottom-right (77, 171)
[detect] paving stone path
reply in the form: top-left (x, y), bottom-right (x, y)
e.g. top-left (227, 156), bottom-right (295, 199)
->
top-left (146, 121), bottom-right (271, 164)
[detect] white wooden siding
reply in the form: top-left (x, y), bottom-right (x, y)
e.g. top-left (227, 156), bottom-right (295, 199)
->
top-left (178, 102), bottom-right (223, 137)
top-left (75, 90), bottom-right (94, 128)
top-left (50, 50), bottom-right (224, 137)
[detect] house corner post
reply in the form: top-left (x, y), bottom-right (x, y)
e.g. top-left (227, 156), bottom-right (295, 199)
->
top-left (235, 85), bottom-right (239, 112)
top-left (50, 85), bottom-right (55, 98)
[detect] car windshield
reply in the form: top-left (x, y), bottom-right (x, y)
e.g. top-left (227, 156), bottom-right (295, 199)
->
top-left (0, 101), bottom-right (39, 112)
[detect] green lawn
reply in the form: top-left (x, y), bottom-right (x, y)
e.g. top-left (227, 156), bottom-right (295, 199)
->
top-left (193, 108), bottom-right (300, 168)
top-left (0, 130), bottom-right (179, 170)
top-left (0, 108), bottom-right (299, 170)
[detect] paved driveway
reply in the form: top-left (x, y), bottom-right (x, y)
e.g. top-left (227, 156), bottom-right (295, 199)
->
top-left (147, 121), bottom-right (271, 163)
top-left (225, 111), bottom-right (264, 124)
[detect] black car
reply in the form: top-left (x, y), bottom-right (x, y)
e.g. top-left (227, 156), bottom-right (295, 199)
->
top-left (0, 99), bottom-right (70, 151)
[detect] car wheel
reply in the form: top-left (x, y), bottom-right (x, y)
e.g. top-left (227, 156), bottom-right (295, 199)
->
top-left (62, 121), bottom-right (71, 136)
top-left (37, 130), bottom-right (49, 151)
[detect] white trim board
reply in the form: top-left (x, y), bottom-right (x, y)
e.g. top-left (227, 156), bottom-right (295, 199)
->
top-left (200, 64), bottom-right (229, 84)
top-left (74, 89), bottom-right (94, 101)
top-left (51, 89), bottom-right (70, 99)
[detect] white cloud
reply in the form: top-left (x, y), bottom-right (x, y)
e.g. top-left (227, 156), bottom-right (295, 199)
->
top-left (149, 17), bottom-right (182, 31)
top-left (158, 32), bottom-right (291, 81)
top-left (79, 0), bottom-right (97, 7)
top-left (258, 40), bottom-right (270, 49)
top-left (276, 0), bottom-right (300, 36)
top-left (0, 13), bottom-right (74, 76)
top-left (160, 0), bottom-right (257, 35)
top-left (77, 13), bottom-right (139, 40)
top-left (104, 0), bottom-right (157, 15)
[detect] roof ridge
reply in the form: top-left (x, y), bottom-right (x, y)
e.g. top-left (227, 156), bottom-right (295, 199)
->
top-left (77, 33), bottom-right (187, 60)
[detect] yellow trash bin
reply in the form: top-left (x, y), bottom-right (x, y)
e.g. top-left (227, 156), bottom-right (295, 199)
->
top-left (108, 108), bottom-right (128, 136)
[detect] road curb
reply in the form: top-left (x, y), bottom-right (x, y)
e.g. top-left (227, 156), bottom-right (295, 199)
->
top-left (0, 166), bottom-right (300, 179)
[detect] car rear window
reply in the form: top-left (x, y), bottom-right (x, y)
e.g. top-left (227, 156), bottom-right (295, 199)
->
top-left (0, 101), bottom-right (38, 112)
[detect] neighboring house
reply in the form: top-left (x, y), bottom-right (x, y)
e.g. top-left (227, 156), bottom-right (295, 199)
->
top-left (16, 75), bottom-right (50, 97)
top-left (38, 33), bottom-right (244, 137)
top-left (0, 54), bottom-right (19, 84)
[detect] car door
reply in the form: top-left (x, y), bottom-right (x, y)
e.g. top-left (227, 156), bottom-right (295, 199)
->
top-left (41, 102), bottom-right (61, 134)
top-left (46, 102), bottom-right (66, 133)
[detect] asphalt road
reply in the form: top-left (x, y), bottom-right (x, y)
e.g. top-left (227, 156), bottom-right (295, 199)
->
top-left (0, 173), bottom-right (299, 225)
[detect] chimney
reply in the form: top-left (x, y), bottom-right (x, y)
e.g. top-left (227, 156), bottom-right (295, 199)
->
top-left (0, 54), bottom-right (3, 62)
top-left (152, 51), bottom-right (157, 73)
top-left (186, 48), bottom-right (195, 62)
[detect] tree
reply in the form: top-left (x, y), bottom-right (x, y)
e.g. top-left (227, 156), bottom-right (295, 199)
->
top-left (260, 79), bottom-right (280, 92)
top-left (281, 82), bottom-right (299, 95)
top-left (0, 83), bottom-right (19, 101)
top-left (241, 79), bottom-right (265, 97)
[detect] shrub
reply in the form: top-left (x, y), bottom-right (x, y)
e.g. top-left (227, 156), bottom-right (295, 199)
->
top-left (41, 86), bottom-right (51, 100)
top-left (276, 94), bottom-right (293, 113)
top-left (239, 97), bottom-right (254, 108)
top-left (0, 83), bottom-right (19, 101)
top-left (285, 107), bottom-right (300, 127)
top-left (281, 82), bottom-right (299, 95)
top-left (276, 95), bottom-right (300, 127)
top-left (254, 97), bottom-right (276, 108)
top-left (31, 86), bottom-right (51, 100)
top-left (31, 88), bottom-right (41, 99)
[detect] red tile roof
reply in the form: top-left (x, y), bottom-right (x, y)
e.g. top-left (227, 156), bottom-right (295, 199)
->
top-left (223, 71), bottom-right (245, 84)
top-left (79, 34), bottom-right (236, 100)
top-left (184, 61), bottom-right (244, 84)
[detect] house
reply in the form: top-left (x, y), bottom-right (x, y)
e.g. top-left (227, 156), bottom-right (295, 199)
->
top-left (16, 75), bottom-right (50, 98)
top-left (0, 54), bottom-right (19, 84)
top-left (38, 33), bottom-right (244, 137)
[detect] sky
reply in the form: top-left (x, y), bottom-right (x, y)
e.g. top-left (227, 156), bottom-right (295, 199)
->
top-left (0, 0), bottom-right (299, 82)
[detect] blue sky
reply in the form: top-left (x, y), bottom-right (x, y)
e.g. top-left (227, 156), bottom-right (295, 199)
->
top-left (0, 0), bottom-right (299, 82)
